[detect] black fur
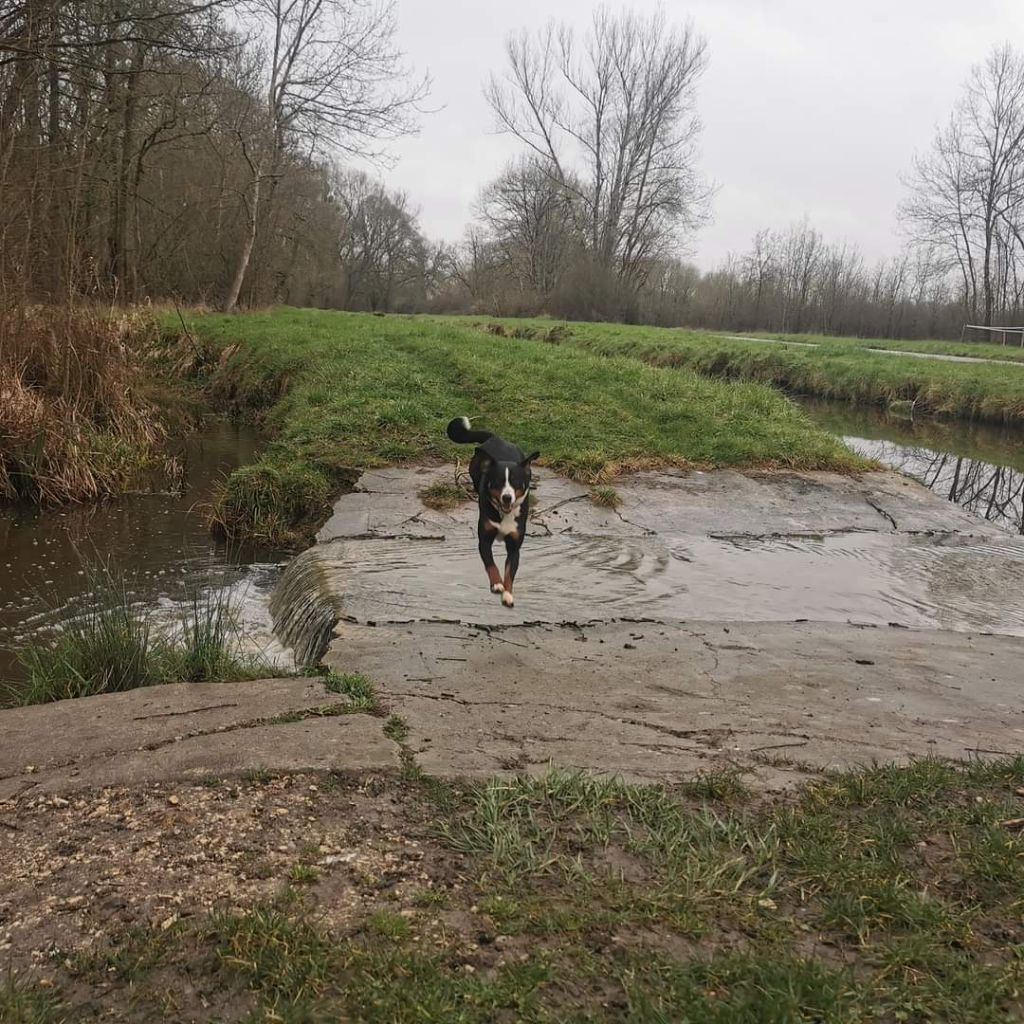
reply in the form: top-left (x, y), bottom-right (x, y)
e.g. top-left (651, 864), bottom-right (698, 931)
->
top-left (446, 416), bottom-right (540, 605)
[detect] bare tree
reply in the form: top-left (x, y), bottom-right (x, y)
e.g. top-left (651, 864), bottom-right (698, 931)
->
top-left (222, 0), bottom-right (427, 311)
top-left (334, 169), bottom-right (428, 311)
top-left (485, 7), bottom-right (710, 293)
top-left (476, 156), bottom-right (577, 300)
top-left (902, 45), bottom-right (1024, 326)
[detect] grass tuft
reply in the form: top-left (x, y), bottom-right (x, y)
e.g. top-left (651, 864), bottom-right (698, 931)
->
top-left (419, 479), bottom-right (472, 511)
top-left (323, 672), bottom-right (378, 712)
top-left (13, 564), bottom-right (276, 705)
top-left (589, 485), bottom-right (622, 509)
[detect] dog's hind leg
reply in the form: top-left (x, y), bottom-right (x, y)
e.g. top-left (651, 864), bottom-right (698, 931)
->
top-left (478, 523), bottom-right (504, 594)
top-left (501, 537), bottom-right (521, 608)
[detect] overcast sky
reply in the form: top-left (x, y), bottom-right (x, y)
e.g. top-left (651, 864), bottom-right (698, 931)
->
top-left (380, 0), bottom-right (1024, 270)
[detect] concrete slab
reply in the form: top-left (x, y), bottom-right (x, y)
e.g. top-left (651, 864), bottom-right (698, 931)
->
top-left (328, 619), bottom-right (1024, 784)
top-left (0, 678), bottom-right (400, 799)
top-left (295, 464), bottom-right (1024, 786)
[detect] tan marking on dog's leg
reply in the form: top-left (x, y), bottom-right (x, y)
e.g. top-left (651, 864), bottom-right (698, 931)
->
top-left (486, 564), bottom-right (504, 593)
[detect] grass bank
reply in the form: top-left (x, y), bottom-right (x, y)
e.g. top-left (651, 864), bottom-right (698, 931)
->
top-left (0, 304), bottom-right (193, 503)
top-left (11, 567), bottom-right (281, 706)
top-left (182, 308), bottom-right (863, 547)
top-left (5, 759), bottom-right (1024, 1021)
top-left (450, 317), bottom-right (1024, 426)
top-left (753, 329), bottom-right (1024, 364)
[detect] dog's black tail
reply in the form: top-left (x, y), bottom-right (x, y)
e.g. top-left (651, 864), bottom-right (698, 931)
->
top-left (446, 416), bottom-right (492, 445)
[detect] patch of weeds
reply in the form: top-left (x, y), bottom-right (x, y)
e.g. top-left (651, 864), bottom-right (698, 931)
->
top-left (0, 973), bottom-right (67, 1024)
top-left (69, 924), bottom-right (178, 985)
top-left (383, 714), bottom-right (410, 743)
top-left (14, 565), bottom-right (277, 706)
top-left (411, 888), bottom-right (449, 909)
top-left (419, 480), bottom-right (471, 511)
top-left (288, 864), bottom-right (320, 886)
top-left (199, 775), bottom-right (224, 788)
top-left (589, 485), bottom-right (622, 509)
top-left (243, 767), bottom-right (275, 785)
top-left (679, 767), bottom-right (750, 803)
top-left (323, 672), bottom-right (378, 712)
top-left (365, 910), bottom-right (411, 940)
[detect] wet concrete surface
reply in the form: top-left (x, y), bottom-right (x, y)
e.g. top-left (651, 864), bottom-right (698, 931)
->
top-left (295, 465), bottom-right (1024, 785)
top-left (5, 466), bottom-right (1022, 795)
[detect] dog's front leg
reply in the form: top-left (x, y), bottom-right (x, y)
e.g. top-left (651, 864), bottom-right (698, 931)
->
top-left (478, 522), bottom-right (503, 595)
top-left (501, 537), bottom-right (521, 608)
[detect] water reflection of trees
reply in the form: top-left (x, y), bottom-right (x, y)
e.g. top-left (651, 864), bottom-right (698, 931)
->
top-left (849, 439), bottom-right (1024, 534)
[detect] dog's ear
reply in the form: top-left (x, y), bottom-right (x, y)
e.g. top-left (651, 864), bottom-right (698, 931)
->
top-left (521, 451), bottom-right (540, 466)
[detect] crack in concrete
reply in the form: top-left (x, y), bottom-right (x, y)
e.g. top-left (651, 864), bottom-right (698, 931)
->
top-left (3, 702), bottom-right (374, 793)
top-left (865, 499), bottom-right (898, 531)
top-left (131, 702), bottom-right (240, 721)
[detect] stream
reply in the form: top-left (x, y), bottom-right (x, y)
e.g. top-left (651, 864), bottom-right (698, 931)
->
top-left (0, 422), bottom-right (291, 695)
top-left (796, 397), bottom-right (1024, 534)
top-left (1, 402), bottom-right (1023, 698)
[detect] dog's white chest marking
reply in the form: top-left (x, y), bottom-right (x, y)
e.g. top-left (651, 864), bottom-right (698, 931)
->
top-left (496, 511), bottom-right (519, 537)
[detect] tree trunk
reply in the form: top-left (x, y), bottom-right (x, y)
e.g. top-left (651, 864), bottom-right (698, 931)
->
top-left (223, 165), bottom-right (262, 312)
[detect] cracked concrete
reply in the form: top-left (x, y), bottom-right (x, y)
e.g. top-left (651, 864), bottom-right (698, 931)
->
top-left (4, 464), bottom-right (1024, 795)
top-left (0, 678), bottom-right (400, 800)
top-left (303, 465), bottom-right (1024, 786)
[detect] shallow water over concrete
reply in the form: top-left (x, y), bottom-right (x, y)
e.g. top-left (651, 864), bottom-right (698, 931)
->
top-left (0, 423), bottom-right (291, 693)
top-left (289, 465), bottom-right (1024, 783)
top-left (273, 465), bottom-right (1024, 670)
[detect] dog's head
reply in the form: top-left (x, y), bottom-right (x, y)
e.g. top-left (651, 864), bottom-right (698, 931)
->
top-left (483, 453), bottom-right (539, 513)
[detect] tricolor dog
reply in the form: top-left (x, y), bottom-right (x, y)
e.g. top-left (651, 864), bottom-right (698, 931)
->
top-left (446, 416), bottom-right (539, 608)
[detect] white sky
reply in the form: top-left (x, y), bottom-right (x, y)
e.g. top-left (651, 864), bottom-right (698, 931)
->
top-left (382, 0), bottom-right (1024, 270)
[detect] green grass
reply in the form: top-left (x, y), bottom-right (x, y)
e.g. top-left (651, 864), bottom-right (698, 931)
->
top-left (180, 308), bottom-right (864, 546)
top-left (750, 328), bottom-right (1024, 364)
top-left (0, 973), bottom-right (67, 1023)
top-left (13, 566), bottom-right (278, 705)
top-left (30, 759), bottom-right (1024, 1021)
top-left (588, 485), bottom-right (622, 509)
top-left (465, 316), bottom-right (1024, 427)
top-left (323, 671), bottom-right (379, 712)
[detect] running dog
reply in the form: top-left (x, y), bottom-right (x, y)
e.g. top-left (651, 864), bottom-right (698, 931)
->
top-left (446, 416), bottom-right (539, 608)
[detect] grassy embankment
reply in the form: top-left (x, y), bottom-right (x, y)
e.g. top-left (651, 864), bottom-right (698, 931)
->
top-left (183, 308), bottom-right (863, 547)
top-left (752, 329), bottom-right (1024, 364)
top-left (4, 759), bottom-right (1024, 1021)
top-left (450, 317), bottom-right (1024, 425)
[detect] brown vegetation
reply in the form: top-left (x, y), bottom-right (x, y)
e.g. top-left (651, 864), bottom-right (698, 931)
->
top-left (0, 305), bottom-right (175, 503)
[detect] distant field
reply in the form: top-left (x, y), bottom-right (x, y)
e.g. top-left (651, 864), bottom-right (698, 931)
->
top-left (752, 330), bottom-right (1024, 364)
top-left (447, 316), bottom-right (1024, 426)
top-left (183, 308), bottom-right (861, 545)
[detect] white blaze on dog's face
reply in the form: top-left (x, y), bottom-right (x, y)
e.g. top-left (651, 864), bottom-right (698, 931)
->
top-left (500, 467), bottom-right (515, 511)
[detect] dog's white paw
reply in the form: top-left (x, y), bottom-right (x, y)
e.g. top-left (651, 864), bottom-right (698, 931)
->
top-left (501, 591), bottom-right (515, 608)
top-left (491, 583), bottom-right (505, 594)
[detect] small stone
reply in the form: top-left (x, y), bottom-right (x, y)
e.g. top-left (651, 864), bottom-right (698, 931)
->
top-left (167, 795), bottom-right (180, 807)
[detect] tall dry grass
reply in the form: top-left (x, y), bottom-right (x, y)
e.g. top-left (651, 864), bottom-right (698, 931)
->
top-left (0, 304), bottom-right (173, 503)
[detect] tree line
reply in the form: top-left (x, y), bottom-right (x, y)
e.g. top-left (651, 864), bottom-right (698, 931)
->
top-left (2, 4), bottom-right (1022, 338)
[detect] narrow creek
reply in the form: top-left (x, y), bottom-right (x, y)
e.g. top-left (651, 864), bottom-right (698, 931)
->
top-left (2, 400), bottom-right (1022, 699)
top-left (0, 422), bottom-right (292, 695)
top-left (796, 397), bottom-right (1024, 534)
